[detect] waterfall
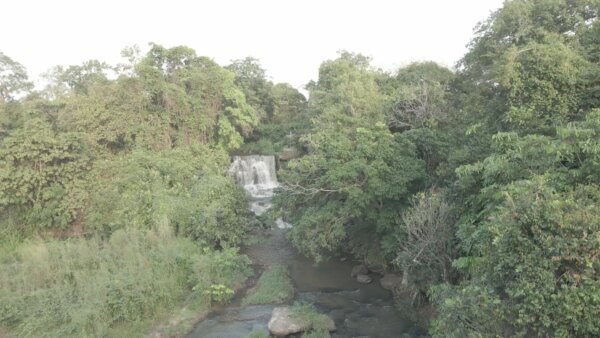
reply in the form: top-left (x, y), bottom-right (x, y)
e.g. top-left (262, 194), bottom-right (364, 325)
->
top-left (229, 155), bottom-right (278, 200)
top-left (229, 155), bottom-right (291, 228)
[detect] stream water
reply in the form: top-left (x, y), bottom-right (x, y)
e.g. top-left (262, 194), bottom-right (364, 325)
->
top-left (187, 156), bottom-right (426, 338)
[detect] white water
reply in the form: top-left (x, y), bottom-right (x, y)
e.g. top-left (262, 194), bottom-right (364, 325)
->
top-left (229, 155), bottom-right (278, 200)
top-left (228, 156), bottom-right (291, 228)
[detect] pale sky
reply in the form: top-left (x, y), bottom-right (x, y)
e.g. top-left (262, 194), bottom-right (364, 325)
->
top-left (1, 0), bottom-right (504, 91)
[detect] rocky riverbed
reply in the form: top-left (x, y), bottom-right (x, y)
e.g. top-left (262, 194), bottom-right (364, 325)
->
top-left (186, 229), bottom-right (427, 338)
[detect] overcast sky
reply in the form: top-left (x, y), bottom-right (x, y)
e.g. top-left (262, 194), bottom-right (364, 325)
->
top-left (1, 0), bottom-right (504, 90)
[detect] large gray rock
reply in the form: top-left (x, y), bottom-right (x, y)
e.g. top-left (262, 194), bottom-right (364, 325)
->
top-left (356, 274), bottom-right (372, 284)
top-left (268, 307), bottom-right (305, 336)
top-left (379, 273), bottom-right (402, 290)
top-left (268, 306), bottom-right (335, 337)
top-left (351, 264), bottom-right (369, 277)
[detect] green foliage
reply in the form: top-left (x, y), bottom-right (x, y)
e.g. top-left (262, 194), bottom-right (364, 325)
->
top-left (432, 180), bottom-right (600, 338)
top-left (500, 38), bottom-right (587, 133)
top-left (291, 302), bottom-right (334, 336)
top-left (43, 44), bottom-right (259, 152)
top-left (274, 53), bottom-right (427, 263)
top-left (236, 82), bottom-right (309, 155)
top-left (242, 265), bottom-right (294, 306)
top-left (199, 284), bottom-right (234, 304)
top-left (388, 61), bottom-right (454, 130)
top-left (277, 123), bottom-right (425, 262)
top-left (0, 227), bottom-right (251, 337)
top-left (456, 0), bottom-right (598, 135)
top-left (135, 44), bottom-right (259, 150)
top-left (394, 192), bottom-right (455, 285)
top-left (437, 110), bottom-right (600, 336)
top-left (0, 118), bottom-right (89, 230)
top-left (176, 175), bottom-right (252, 246)
top-left (237, 136), bottom-right (277, 155)
top-left (85, 147), bottom-right (251, 247)
top-left (307, 51), bottom-right (386, 123)
top-left (227, 57), bottom-right (273, 121)
top-left (0, 51), bottom-right (33, 101)
top-left (2, 4), bottom-right (600, 336)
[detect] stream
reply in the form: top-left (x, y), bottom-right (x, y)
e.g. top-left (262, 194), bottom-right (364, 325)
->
top-left (186, 156), bottom-right (426, 338)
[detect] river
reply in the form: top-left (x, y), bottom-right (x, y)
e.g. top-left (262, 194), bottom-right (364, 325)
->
top-left (186, 156), bottom-right (426, 338)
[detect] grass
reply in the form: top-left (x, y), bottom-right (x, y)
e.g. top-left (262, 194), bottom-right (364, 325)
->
top-left (0, 225), bottom-right (251, 337)
top-left (242, 264), bottom-right (294, 305)
top-left (291, 302), bottom-right (335, 337)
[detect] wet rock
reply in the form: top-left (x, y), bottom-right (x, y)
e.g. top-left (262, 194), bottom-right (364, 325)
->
top-left (268, 307), bottom-right (305, 336)
top-left (268, 306), bottom-right (335, 337)
top-left (356, 274), bottom-right (372, 284)
top-left (379, 273), bottom-right (402, 290)
top-left (351, 264), bottom-right (369, 277)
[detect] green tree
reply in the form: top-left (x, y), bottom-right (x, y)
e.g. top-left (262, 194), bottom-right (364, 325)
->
top-left (388, 62), bottom-right (454, 131)
top-left (433, 109), bottom-right (600, 337)
top-left (0, 52), bottom-right (32, 102)
top-left (275, 53), bottom-right (425, 263)
top-left (134, 44), bottom-right (259, 149)
top-left (227, 57), bottom-right (273, 121)
top-left (394, 192), bottom-right (455, 285)
top-left (0, 52), bottom-right (33, 136)
top-left (455, 0), bottom-right (598, 135)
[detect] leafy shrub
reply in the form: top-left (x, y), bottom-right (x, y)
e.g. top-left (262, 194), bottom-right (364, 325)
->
top-left (432, 181), bottom-right (600, 338)
top-left (201, 284), bottom-right (234, 303)
top-left (393, 192), bottom-right (455, 286)
top-left (85, 147), bottom-right (252, 246)
top-left (175, 175), bottom-right (252, 247)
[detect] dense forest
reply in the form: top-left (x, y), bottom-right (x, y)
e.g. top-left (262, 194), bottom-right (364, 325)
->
top-left (1, 0), bottom-right (599, 337)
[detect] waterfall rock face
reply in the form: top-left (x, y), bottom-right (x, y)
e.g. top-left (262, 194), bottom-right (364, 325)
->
top-left (229, 155), bottom-right (278, 200)
top-left (228, 155), bottom-right (291, 229)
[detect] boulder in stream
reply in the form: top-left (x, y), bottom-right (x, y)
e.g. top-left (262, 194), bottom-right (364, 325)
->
top-left (356, 274), bottom-right (372, 284)
top-left (268, 306), bottom-right (335, 337)
top-left (350, 264), bottom-right (369, 277)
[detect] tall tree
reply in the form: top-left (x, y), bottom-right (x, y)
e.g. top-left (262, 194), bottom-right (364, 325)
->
top-left (275, 52), bottom-right (425, 263)
top-left (0, 52), bottom-right (33, 135)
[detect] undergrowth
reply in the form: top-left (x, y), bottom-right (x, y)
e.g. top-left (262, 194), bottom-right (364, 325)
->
top-left (0, 226), bottom-right (251, 337)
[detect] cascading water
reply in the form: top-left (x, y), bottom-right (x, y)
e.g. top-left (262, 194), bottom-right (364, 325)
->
top-left (229, 155), bottom-right (278, 201)
top-left (228, 156), bottom-right (290, 228)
